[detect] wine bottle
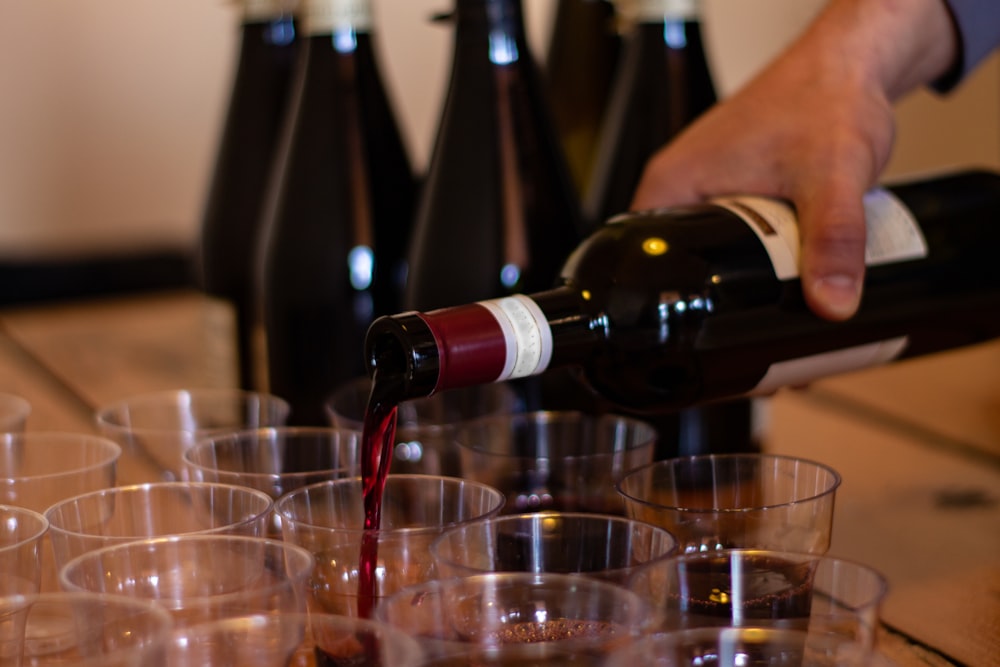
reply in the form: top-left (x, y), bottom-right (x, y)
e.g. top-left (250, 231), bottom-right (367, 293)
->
top-left (365, 170), bottom-right (1000, 412)
top-left (258, 0), bottom-right (417, 425)
top-left (544, 0), bottom-right (621, 198)
top-left (198, 0), bottom-right (298, 390)
top-left (584, 0), bottom-right (716, 227)
top-left (585, 0), bottom-right (758, 456)
top-left (403, 0), bottom-right (584, 410)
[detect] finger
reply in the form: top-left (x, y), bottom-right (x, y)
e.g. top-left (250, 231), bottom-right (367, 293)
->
top-left (795, 174), bottom-right (868, 321)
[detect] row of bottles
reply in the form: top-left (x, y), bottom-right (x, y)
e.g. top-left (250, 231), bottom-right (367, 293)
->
top-left (198, 0), bottom-right (763, 456)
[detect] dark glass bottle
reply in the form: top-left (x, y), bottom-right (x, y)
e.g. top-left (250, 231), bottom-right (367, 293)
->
top-left (544, 0), bottom-right (621, 198)
top-left (198, 0), bottom-right (298, 390)
top-left (258, 0), bottom-right (417, 425)
top-left (403, 0), bottom-right (584, 410)
top-left (585, 0), bottom-right (716, 227)
top-left (366, 171), bottom-right (1000, 413)
top-left (585, 0), bottom-right (757, 457)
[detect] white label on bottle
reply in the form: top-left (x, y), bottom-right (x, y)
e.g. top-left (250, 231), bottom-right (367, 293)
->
top-left (479, 295), bottom-right (554, 382)
top-left (752, 337), bottom-right (909, 395)
top-left (714, 188), bottom-right (928, 281)
top-left (302, 0), bottom-right (372, 35)
top-left (631, 0), bottom-right (700, 21)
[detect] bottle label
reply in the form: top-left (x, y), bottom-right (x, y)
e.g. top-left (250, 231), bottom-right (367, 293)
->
top-left (714, 188), bottom-right (928, 280)
top-left (751, 337), bottom-right (909, 395)
top-left (422, 295), bottom-right (553, 393)
top-left (478, 296), bottom-right (554, 382)
top-left (626, 0), bottom-right (701, 21)
top-left (301, 0), bottom-right (373, 35)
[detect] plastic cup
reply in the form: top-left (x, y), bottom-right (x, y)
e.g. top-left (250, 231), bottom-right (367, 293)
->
top-left (627, 549), bottom-right (888, 649)
top-left (59, 535), bottom-right (313, 628)
top-left (0, 432), bottom-right (121, 591)
top-left (95, 388), bottom-right (290, 481)
top-left (431, 511), bottom-right (678, 584)
top-left (326, 377), bottom-right (520, 476)
top-left (456, 411), bottom-right (657, 515)
top-left (45, 481), bottom-right (273, 575)
top-left (602, 627), bottom-right (890, 667)
top-left (375, 572), bottom-right (655, 664)
top-left (167, 612), bottom-right (425, 667)
top-left (0, 393), bottom-right (31, 433)
top-left (275, 475), bottom-right (505, 617)
top-left (182, 426), bottom-right (362, 536)
top-left (617, 454), bottom-right (842, 553)
top-left (0, 591), bottom-right (173, 666)
top-left (0, 505), bottom-right (48, 598)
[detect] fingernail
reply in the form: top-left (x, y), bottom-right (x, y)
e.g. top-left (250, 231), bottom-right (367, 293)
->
top-left (813, 275), bottom-right (861, 319)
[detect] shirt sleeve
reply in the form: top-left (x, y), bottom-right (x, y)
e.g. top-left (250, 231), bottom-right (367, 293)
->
top-left (934, 0), bottom-right (1000, 91)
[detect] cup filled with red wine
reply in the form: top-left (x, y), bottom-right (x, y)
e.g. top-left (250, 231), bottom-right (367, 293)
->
top-left (626, 549), bottom-right (888, 649)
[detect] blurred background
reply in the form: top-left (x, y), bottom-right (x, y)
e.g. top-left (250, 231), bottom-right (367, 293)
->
top-left (0, 0), bottom-right (997, 294)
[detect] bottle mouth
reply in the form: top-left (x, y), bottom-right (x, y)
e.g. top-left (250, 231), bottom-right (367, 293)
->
top-left (365, 314), bottom-right (441, 400)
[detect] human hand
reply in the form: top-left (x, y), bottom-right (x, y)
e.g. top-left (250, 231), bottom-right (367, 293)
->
top-left (630, 0), bottom-right (957, 321)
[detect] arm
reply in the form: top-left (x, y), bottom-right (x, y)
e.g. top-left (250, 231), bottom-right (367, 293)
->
top-left (631, 0), bottom-right (960, 321)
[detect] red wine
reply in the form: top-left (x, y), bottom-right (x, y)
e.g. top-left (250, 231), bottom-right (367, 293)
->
top-left (358, 369), bottom-right (398, 619)
top-left (199, 1), bottom-right (297, 390)
top-left (667, 554), bottom-right (814, 625)
top-left (259, 0), bottom-right (417, 425)
top-left (365, 170), bottom-right (1000, 413)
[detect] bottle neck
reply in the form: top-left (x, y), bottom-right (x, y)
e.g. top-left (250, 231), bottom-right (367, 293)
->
top-left (453, 0), bottom-right (530, 45)
top-left (300, 0), bottom-right (373, 36)
top-left (365, 286), bottom-right (603, 401)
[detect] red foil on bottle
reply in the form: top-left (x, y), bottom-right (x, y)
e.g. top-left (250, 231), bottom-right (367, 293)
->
top-left (418, 304), bottom-right (507, 392)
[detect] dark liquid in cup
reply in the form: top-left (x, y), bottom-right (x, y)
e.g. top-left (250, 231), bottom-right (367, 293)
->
top-left (491, 523), bottom-right (643, 578)
top-left (313, 630), bottom-right (381, 667)
top-left (427, 619), bottom-right (624, 667)
top-left (669, 554), bottom-right (815, 627)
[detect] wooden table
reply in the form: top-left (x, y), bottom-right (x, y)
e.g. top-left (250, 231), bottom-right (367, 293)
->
top-left (1, 289), bottom-right (996, 666)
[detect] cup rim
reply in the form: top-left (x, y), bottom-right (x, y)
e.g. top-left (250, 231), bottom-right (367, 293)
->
top-left (0, 392), bottom-right (31, 427)
top-left (430, 510), bottom-right (680, 576)
top-left (273, 474), bottom-right (506, 535)
top-left (615, 453), bottom-right (843, 514)
top-left (44, 481), bottom-right (275, 540)
top-left (94, 388), bottom-right (291, 434)
top-left (58, 534), bottom-right (314, 600)
top-left (452, 409), bottom-right (659, 458)
top-left (0, 432), bottom-right (122, 483)
top-left (0, 504), bottom-right (49, 549)
top-left (182, 426), bottom-right (362, 481)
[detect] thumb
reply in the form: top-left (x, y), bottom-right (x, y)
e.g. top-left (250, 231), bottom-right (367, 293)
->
top-left (796, 178), bottom-right (868, 321)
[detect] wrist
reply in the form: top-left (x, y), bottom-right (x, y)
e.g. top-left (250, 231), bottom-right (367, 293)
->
top-left (807, 0), bottom-right (958, 101)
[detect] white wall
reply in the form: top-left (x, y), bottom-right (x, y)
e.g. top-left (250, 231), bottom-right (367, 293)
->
top-left (0, 0), bottom-right (996, 258)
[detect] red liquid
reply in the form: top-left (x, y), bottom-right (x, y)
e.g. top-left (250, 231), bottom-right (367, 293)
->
top-left (358, 369), bottom-right (398, 619)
